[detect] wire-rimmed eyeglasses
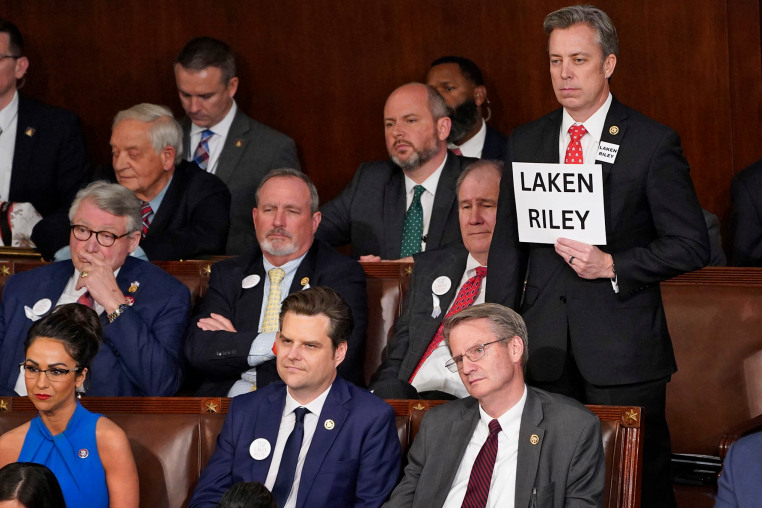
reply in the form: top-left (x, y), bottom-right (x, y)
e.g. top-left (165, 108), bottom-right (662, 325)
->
top-left (19, 362), bottom-right (82, 382)
top-left (445, 338), bottom-right (508, 373)
top-left (70, 224), bottom-right (131, 247)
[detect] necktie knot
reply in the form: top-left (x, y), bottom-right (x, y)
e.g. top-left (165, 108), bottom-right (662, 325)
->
top-left (140, 202), bottom-right (153, 238)
top-left (488, 418), bottom-right (502, 436)
top-left (294, 406), bottom-right (309, 423)
top-left (200, 129), bottom-right (214, 143)
top-left (475, 266), bottom-right (487, 279)
top-left (268, 268), bottom-right (286, 284)
top-left (568, 124), bottom-right (588, 141)
top-left (412, 185), bottom-right (425, 201)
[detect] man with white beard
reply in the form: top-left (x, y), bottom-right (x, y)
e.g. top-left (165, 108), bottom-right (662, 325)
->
top-left (185, 168), bottom-right (368, 395)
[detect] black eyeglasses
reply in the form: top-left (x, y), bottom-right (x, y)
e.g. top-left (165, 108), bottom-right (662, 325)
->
top-left (19, 362), bottom-right (82, 381)
top-left (0, 54), bottom-right (20, 61)
top-left (445, 338), bottom-right (508, 373)
top-left (70, 224), bottom-right (131, 247)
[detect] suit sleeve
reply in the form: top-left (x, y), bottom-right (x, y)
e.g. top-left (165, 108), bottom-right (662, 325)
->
top-left (187, 399), bottom-right (240, 507)
top-left (333, 259), bottom-right (368, 387)
top-left (141, 176), bottom-right (231, 260)
top-left (270, 135), bottom-right (301, 170)
top-left (30, 112), bottom-right (89, 260)
top-left (564, 414), bottom-right (606, 508)
top-left (316, 165), bottom-right (362, 248)
top-left (355, 403), bottom-right (402, 508)
top-left (382, 409), bottom-right (431, 507)
top-left (613, 129), bottom-right (710, 294)
top-left (730, 172), bottom-right (762, 266)
top-left (104, 281), bottom-right (190, 396)
top-left (185, 263), bottom-right (256, 378)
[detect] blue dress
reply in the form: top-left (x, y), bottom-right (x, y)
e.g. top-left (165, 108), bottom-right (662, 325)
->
top-left (18, 401), bottom-right (109, 508)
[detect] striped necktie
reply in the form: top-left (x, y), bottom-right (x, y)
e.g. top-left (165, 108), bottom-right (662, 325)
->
top-left (140, 202), bottom-right (153, 238)
top-left (262, 268), bottom-right (286, 333)
top-left (461, 419), bottom-right (501, 507)
top-left (193, 129), bottom-right (214, 170)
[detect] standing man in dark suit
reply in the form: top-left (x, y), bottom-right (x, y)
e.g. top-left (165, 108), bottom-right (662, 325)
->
top-left (110, 103), bottom-right (230, 260)
top-left (384, 303), bottom-right (604, 507)
top-left (372, 160), bottom-right (501, 399)
top-left (185, 169), bottom-right (367, 395)
top-left (426, 56), bottom-right (507, 160)
top-left (317, 83), bottom-right (474, 261)
top-left (175, 37), bottom-right (300, 255)
top-left (189, 287), bottom-right (399, 508)
top-left (0, 19), bottom-right (89, 259)
top-left (0, 181), bottom-right (190, 396)
top-left (487, 6), bottom-right (710, 507)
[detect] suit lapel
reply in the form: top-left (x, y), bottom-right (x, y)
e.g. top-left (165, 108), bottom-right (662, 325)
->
top-left (250, 387), bottom-right (288, 480)
top-left (238, 250), bottom-right (267, 328)
top-left (384, 170), bottom-right (406, 258)
top-left (598, 97), bottom-right (629, 185)
top-left (10, 97), bottom-right (37, 196)
top-left (216, 110), bottom-right (249, 184)
top-left (289, 243), bottom-right (318, 294)
top-left (108, 257), bottom-right (144, 326)
top-left (515, 388), bottom-right (545, 507)
top-left (144, 168), bottom-right (183, 237)
top-left (427, 153), bottom-right (459, 249)
top-left (295, 378), bottom-right (351, 508)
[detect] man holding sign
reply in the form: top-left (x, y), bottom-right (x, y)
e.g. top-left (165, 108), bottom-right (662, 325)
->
top-left (487, 5), bottom-right (709, 507)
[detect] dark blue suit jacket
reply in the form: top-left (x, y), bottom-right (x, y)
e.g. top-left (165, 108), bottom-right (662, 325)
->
top-left (481, 125), bottom-right (508, 161)
top-left (12, 96), bottom-right (89, 259)
top-left (715, 431), bottom-right (762, 508)
top-left (188, 376), bottom-right (401, 508)
top-left (185, 240), bottom-right (368, 394)
top-left (0, 257), bottom-right (190, 396)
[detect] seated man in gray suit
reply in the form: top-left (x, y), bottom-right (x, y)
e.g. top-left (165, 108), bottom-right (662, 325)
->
top-left (384, 303), bottom-right (604, 508)
top-left (317, 83), bottom-right (475, 261)
top-left (371, 160), bottom-right (502, 399)
top-left (174, 37), bottom-right (300, 255)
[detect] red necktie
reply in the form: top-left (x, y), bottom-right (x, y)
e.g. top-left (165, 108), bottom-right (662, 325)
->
top-left (564, 124), bottom-right (588, 164)
top-left (140, 202), bottom-right (153, 238)
top-left (461, 419), bottom-right (502, 508)
top-left (409, 266), bottom-right (487, 382)
top-left (451, 147), bottom-right (463, 156)
top-left (77, 291), bottom-right (94, 309)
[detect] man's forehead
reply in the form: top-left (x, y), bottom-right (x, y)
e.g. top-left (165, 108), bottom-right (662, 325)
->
top-left (384, 87), bottom-right (429, 115)
top-left (258, 177), bottom-right (310, 206)
top-left (282, 312), bottom-right (332, 337)
top-left (73, 201), bottom-right (127, 230)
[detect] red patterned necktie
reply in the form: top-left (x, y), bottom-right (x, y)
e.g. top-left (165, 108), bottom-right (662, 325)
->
top-left (140, 202), bottom-right (153, 238)
top-left (77, 291), bottom-right (94, 309)
top-left (564, 124), bottom-right (588, 164)
top-left (409, 266), bottom-right (487, 382)
top-left (193, 129), bottom-right (214, 170)
top-left (461, 419), bottom-right (502, 508)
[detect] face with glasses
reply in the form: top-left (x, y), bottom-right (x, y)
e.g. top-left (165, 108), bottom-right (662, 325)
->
top-left (69, 199), bottom-right (140, 273)
top-left (0, 33), bottom-right (28, 109)
top-left (23, 337), bottom-right (86, 413)
top-left (447, 318), bottom-right (525, 407)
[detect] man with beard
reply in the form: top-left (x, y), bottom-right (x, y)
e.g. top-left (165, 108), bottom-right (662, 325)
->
top-left (426, 56), bottom-right (508, 160)
top-left (317, 83), bottom-right (475, 260)
top-left (185, 169), bottom-right (368, 395)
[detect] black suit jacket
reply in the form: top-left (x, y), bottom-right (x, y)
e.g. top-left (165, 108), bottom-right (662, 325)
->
top-left (11, 96), bottom-right (89, 259)
top-left (372, 244), bottom-right (469, 387)
top-left (731, 159), bottom-right (762, 266)
top-left (383, 387), bottom-right (605, 508)
top-left (182, 109), bottom-right (300, 255)
top-left (487, 98), bottom-right (709, 386)
top-left (481, 125), bottom-right (508, 161)
top-left (185, 240), bottom-right (368, 394)
top-left (317, 153), bottom-right (473, 259)
top-left (140, 160), bottom-right (231, 260)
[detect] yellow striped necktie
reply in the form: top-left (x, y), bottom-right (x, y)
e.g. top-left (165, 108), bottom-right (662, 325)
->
top-left (262, 268), bottom-right (286, 333)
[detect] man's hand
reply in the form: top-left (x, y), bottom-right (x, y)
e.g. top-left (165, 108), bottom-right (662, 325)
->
top-left (555, 237), bottom-right (615, 280)
top-left (75, 255), bottom-right (124, 313)
top-left (197, 313), bottom-right (237, 332)
top-left (359, 255), bottom-right (382, 262)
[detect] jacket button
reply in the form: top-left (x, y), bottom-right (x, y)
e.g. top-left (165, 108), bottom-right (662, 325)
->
top-left (559, 296), bottom-right (567, 303)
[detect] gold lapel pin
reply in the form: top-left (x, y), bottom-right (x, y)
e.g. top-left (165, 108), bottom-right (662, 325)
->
top-left (25, 127), bottom-right (35, 137)
top-left (609, 125), bottom-right (619, 135)
top-left (235, 139), bottom-right (243, 147)
top-left (324, 419), bottom-right (335, 430)
top-left (301, 277), bottom-right (310, 286)
top-left (530, 434), bottom-right (540, 445)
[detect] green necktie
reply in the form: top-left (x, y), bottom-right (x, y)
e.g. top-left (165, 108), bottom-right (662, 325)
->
top-left (400, 185), bottom-right (425, 257)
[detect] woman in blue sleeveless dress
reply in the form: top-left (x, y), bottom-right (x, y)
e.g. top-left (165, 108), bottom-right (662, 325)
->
top-left (0, 303), bottom-right (138, 507)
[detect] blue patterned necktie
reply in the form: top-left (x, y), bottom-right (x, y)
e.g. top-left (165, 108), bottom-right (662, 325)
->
top-left (193, 129), bottom-right (214, 170)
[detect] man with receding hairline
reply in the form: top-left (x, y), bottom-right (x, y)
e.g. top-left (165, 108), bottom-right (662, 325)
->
top-left (317, 83), bottom-right (475, 261)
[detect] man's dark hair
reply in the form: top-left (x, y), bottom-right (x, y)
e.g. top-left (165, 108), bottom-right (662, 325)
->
top-left (25, 303), bottom-right (102, 371)
top-left (175, 36), bottom-right (236, 84)
top-left (279, 286), bottom-right (353, 350)
top-left (430, 56), bottom-right (484, 86)
top-left (218, 481), bottom-right (277, 508)
top-left (0, 462), bottom-right (66, 508)
top-left (0, 18), bottom-right (24, 55)
top-left (543, 4), bottom-right (619, 59)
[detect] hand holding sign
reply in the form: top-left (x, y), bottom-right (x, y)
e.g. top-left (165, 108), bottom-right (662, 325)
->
top-left (555, 237), bottom-right (615, 279)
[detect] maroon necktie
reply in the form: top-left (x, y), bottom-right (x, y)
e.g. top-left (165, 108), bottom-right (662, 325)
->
top-left (409, 266), bottom-right (487, 382)
top-left (461, 419), bottom-right (502, 508)
top-left (564, 124), bottom-right (587, 164)
top-left (451, 147), bottom-right (463, 156)
top-left (140, 202), bottom-right (153, 237)
top-left (77, 291), bottom-right (94, 309)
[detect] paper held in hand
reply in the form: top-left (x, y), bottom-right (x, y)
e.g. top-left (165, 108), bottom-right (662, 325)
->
top-left (512, 162), bottom-right (607, 245)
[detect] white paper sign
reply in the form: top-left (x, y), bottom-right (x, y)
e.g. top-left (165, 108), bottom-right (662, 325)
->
top-left (512, 162), bottom-right (607, 245)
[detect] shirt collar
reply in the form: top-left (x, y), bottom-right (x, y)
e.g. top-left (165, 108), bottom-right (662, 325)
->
top-left (0, 91), bottom-right (19, 131)
top-left (190, 100), bottom-right (238, 137)
top-left (146, 175), bottom-right (172, 212)
top-left (449, 119), bottom-right (487, 157)
top-left (404, 153), bottom-right (448, 197)
top-left (263, 250), bottom-right (308, 273)
top-left (561, 92), bottom-right (613, 142)
top-left (285, 380), bottom-right (333, 417)
top-left (464, 253), bottom-right (485, 277)
top-left (479, 384), bottom-right (527, 429)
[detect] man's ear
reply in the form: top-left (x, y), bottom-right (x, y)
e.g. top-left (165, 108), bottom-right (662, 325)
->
top-left (436, 116), bottom-right (451, 142)
top-left (334, 341), bottom-right (348, 366)
top-left (474, 85), bottom-right (487, 107)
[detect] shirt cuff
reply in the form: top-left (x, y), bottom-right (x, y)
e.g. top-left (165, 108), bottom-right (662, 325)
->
top-left (247, 331), bottom-right (277, 366)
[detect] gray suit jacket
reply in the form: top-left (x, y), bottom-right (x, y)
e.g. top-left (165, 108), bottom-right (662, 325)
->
top-left (384, 387), bottom-right (605, 508)
top-left (182, 109), bottom-right (300, 255)
top-left (316, 153), bottom-right (473, 259)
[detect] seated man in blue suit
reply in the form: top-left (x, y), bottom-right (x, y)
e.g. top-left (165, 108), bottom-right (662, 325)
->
top-left (189, 287), bottom-right (400, 508)
top-left (715, 431), bottom-right (762, 508)
top-left (0, 181), bottom-right (191, 396)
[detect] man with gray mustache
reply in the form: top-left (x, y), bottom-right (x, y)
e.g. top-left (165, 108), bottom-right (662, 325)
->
top-left (185, 168), bottom-right (368, 395)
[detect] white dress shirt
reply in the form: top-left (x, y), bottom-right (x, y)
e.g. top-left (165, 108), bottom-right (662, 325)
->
top-left (412, 254), bottom-right (486, 397)
top-left (188, 101), bottom-right (237, 175)
top-left (264, 384), bottom-right (332, 508)
top-left (443, 385), bottom-right (527, 508)
top-left (0, 91), bottom-right (19, 201)
top-left (403, 156), bottom-right (447, 254)
top-left (449, 119), bottom-right (487, 158)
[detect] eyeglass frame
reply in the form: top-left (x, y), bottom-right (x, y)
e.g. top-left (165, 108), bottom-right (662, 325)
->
top-left (70, 224), bottom-right (133, 247)
top-left (444, 337), bottom-right (509, 373)
top-left (19, 362), bottom-right (83, 381)
top-left (0, 54), bottom-right (21, 61)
